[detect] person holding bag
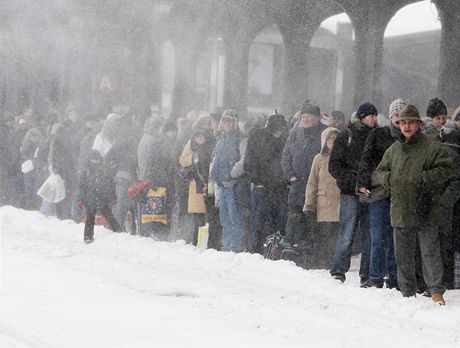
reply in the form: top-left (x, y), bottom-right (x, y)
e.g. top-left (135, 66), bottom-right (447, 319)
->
top-left (356, 98), bottom-right (406, 289)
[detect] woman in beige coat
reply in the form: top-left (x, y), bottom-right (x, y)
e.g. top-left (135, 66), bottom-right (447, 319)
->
top-left (179, 115), bottom-right (214, 245)
top-left (303, 127), bottom-right (340, 269)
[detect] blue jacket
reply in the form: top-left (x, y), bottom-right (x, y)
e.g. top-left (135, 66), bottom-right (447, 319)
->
top-left (211, 130), bottom-right (246, 187)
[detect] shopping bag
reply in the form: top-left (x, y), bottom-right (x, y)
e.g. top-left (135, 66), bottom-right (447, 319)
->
top-left (37, 173), bottom-right (66, 203)
top-left (139, 187), bottom-right (168, 225)
top-left (196, 223), bottom-right (209, 250)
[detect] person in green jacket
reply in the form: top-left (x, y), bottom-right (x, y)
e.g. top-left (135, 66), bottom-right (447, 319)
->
top-left (377, 104), bottom-right (452, 305)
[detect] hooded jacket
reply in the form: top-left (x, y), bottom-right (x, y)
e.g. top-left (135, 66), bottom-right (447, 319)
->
top-left (304, 127), bottom-right (340, 222)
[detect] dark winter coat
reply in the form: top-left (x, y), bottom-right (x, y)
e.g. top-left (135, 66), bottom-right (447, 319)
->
top-left (79, 150), bottom-right (116, 210)
top-left (377, 131), bottom-right (452, 228)
top-left (49, 119), bottom-right (84, 187)
top-left (357, 124), bottom-right (400, 189)
top-left (179, 128), bottom-right (214, 213)
top-left (105, 132), bottom-right (138, 181)
top-left (439, 143), bottom-right (460, 226)
top-left (282, 123), bottom-right (327, 206)
top-left (244, 127), bottom-right (287, 189)
top-left (329, 122), bottom-right (375, 195)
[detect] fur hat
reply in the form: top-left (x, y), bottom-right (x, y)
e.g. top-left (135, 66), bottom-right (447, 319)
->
top-left (388, 98), bottom-right (406, 119)
top-left (440, 120), bottom-right (460, 143)
top-left (356, 102), bottom-right (378, 119)
top-left (452, 106), bottom-right (460, 121)
top-left (421, 120), bottom-right (438, 137)
top-left (397, 105), bottom-right (420, 123)
top-left (426, 98), bottom-right (447, 118)
top-left (218, 109), bottom-right (239, 132)
top-left (300, 100), bottom-right (320, 117)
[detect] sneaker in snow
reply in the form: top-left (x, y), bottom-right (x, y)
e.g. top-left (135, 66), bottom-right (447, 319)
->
top-left (332, 274), bottom-right (345, 283)
top-left (84, 238), bottom-right (94, 244)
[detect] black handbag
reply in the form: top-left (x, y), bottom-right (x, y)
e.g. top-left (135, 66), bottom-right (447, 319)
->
top-left (358, 171), bottom-right (390, 204)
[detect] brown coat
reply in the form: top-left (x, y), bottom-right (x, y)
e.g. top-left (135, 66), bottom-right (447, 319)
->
top-left (179, 140), bottom-right (206, 214)
top-left (303, 127), bottom-right (340, 222)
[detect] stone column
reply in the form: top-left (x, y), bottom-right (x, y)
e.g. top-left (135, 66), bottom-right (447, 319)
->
top-left (346, 1), bottom-right (398, 111)
top-left (222, 37), bottom-right (251, 115)
top-left (351, 19), bottom-right (387, 110)
top-left (170, 40), bottom-right (200, 118)
top-left (435, 0), bottom-right (460, 108)
top-left (280, 25), bottom-right (316, 118)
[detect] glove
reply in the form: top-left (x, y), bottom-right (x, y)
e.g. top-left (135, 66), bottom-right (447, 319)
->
top-left (304, 210), bottom-right (316, 221)
top-left (128, 184), bottom-right (137, 197)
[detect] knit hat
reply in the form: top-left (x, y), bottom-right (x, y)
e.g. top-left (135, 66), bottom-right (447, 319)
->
top-left (266, 114), bottom-right (288, 133)
top-left (397, 104), bottom-right (421, 123)
top-left (331, 110), bottom-right (345, 121)
top-left (356, 102), bottom-right (378, 119)
top-left (388, 98), bottom-right (406, 119)
top-left (300, 100), bottom-right (320, 117)
top-left (426, 98), bottom-right (447, 118)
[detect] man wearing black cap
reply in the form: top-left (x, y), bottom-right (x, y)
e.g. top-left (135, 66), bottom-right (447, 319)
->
top-left (427, 97), bottom-right (448, 130)
top-left (244, 113), bottom-right (289, 254)
top-left (329, 102), bottom-right (378, 286)
top-left (282, 100), bottom-right (327, 247)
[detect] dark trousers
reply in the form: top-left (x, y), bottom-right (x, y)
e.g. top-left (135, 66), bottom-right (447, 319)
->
top-left (84, 204), bottom-right (122, 241)
top-left (251, 185), bottom-right (288, 253)
top-left (439, 223), bottom-right (455, 289)
top-left (285, 205), bottom-right (307, 242)
top-left (314, 222), bottom-right (339, 269)
top-left (393, 225), bottom-right (445, 297)
top-left (192, 213), bottom-right (206, 246)
top-left (205, 196), bottom-right (221, 251)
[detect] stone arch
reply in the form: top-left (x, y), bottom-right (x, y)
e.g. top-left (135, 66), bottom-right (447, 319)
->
top-left (311, 12), bottom-right (355, 116)
top-left (382, 1), bottom-right (441, 114)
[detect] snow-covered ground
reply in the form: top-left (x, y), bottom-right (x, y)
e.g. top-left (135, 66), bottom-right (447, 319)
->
top-left (1, 206), bottom-right (460, 348)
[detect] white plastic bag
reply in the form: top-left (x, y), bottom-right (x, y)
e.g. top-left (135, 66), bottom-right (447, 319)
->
top-left (21, 159), bottom-right (34, 174)
top-left (37, 173), bottom-right (66, 203)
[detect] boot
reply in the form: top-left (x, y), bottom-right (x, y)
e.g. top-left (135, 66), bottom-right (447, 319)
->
top-left (431, 293), bottom-right (446, 305)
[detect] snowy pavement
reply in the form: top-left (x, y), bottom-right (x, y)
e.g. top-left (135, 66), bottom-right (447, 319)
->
top-left (1, 206), bottom-right (459, 347)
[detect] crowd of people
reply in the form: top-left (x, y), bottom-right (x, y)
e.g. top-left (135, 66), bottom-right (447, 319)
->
top-left (1, 96), bottom-right (460, 305)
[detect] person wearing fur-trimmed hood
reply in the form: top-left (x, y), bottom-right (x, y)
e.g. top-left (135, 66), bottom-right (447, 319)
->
top-left (211, 109), bottom-right (247, 252)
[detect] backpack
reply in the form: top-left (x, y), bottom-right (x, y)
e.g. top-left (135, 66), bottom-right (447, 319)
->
top-left (263, 232), bottom-right (312, 269)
